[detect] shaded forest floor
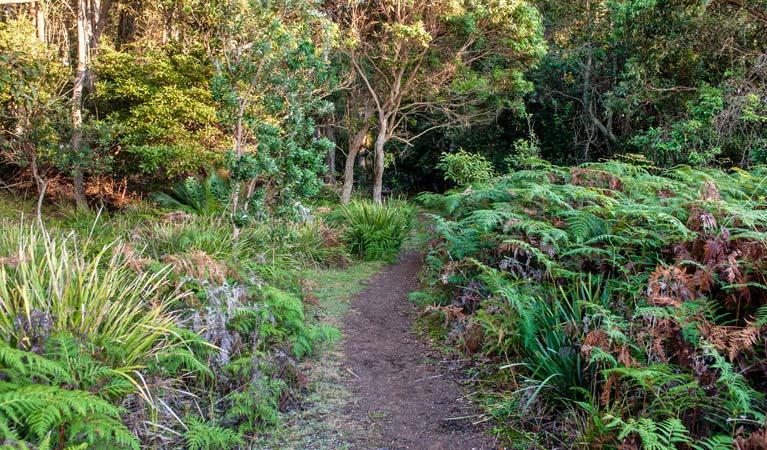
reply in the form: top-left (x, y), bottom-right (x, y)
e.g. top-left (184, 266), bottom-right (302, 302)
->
top-left (257, 253), bottom-right (496, 449)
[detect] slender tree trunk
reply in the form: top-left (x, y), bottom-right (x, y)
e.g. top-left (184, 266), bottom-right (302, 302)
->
top-left (372, 118), bottom-right (388, 204)
top-left (16, 113), bottom-right (45, 227)
top-left (117, 3), bottom-right (137, 47)
top-left (34, 1), bottom-right (45, 43)
top-left (341, 124), bottom-right (371, 203)
top-left (71, 0), bottom-right (88, 210)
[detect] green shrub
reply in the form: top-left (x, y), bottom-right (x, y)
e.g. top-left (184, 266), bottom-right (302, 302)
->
top-left (436, 149), bottom-right (495, 186)
top-left (336, 200), bottom-right (415, 261)
top-left (94, 47), bottom-right (224, 179)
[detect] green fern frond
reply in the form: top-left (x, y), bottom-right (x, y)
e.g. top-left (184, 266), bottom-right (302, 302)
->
top-left (0, 343), bottom-right (69, 382)
top-left (183, 416), bottom-right (243, 450)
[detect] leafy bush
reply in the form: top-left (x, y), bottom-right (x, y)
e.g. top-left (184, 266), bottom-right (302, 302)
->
top-left (436, 149), bottom-right (495, 186)
top-left (94, 46), bottom-right (225, 179)
top-left (336, 200), bottom-right (415, 261)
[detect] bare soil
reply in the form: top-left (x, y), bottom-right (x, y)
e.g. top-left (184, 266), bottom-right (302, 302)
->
top-left (341, 252), bottom-right (498, 450)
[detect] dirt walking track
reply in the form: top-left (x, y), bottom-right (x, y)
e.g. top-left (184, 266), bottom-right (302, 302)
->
top-left (340, 252), bottom-right (497, 450)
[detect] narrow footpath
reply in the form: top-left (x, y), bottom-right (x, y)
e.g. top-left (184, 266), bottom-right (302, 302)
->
top-left (341, 253), bottom-right (497, 450)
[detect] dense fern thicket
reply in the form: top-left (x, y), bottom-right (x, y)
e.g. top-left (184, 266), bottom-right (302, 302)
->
top-left (418, 160), bottom-right (767, 448)
top-left (0, 198), bottom-right (405, 449)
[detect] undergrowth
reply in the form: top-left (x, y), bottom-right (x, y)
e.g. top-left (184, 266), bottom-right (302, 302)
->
top-left (0, 190), bottom-right (390, 448)
top-left (417, 158), bottom-right (767, 448)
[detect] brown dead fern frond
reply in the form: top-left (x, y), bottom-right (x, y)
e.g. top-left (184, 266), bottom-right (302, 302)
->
top-left (164, 250), bottom-right (226, 284)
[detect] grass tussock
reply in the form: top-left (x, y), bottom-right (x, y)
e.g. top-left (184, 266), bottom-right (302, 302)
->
top-left (333, 199), bottom-right (415, 262)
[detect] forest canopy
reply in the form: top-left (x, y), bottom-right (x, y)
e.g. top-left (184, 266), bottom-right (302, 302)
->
top-left (1, 0), bottom-right (765, 210)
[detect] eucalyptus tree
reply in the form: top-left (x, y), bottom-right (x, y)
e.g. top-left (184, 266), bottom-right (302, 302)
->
top-left (328, 0), bottom-right (546, 203)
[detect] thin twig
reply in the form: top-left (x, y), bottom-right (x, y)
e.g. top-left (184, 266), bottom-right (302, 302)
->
top-left (412, 373), bottom-right (446, 383)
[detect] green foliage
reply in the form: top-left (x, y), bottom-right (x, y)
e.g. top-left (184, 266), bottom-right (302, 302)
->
top-left (335, 200), bottom-right (415, 261)
top-left (224, 376), bottom-right (286, 433)
top-left (94, 46), bottom-right (224, 178)
top-left (210, 0), bottom-right (336, 215)
top-left (419, 160), bottom-right (767, 446)
top-left (0, 224), bottom-right (184, 368)
top-left (183, 416), bottom-right (243, 450)
top-left (436, 149), bottom-right (495, 186)
top-left (605, 416), bottom-right (692, 450)
top-left (152, 171), bottom-right (230, 216)
top-left (259, 287), bottom-right (310, 355)
top-left (632, 84), bottom-right (725, 166)
top-left (0, 18), bottom-right (68, 178)
top-left (0, 337), bottom-right (139, 449)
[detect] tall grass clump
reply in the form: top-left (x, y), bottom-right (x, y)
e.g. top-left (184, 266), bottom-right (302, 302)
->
top-left (0, 223), bottom-right (199, 448)
top-left (0, 224), bottom-right (184, 366)
top-left (337, 200), bottom-right (415, 261)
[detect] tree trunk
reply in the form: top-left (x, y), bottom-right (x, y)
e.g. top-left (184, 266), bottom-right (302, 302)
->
top-left (117, 4), bottom-right (137, 47)
top-left (33, 0), bottom-right (45, 43)
top-left (71, 0), bottom-right (88, 210)
top-left (341, 124), bottom-right (371, 203)
top-left (372, 119), bottom-right (387, 204)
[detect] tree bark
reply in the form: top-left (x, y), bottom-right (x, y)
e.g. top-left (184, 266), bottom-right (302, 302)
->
top-left (372, 117), bottom-right (388, 204)
top-left (33, 0), bottom-right (45, 43)
top-left (341, 124), bottom-right (371, 203)
top-left (71, 0), bottom-right (88, 210)
top-left (31, 154), bottom-right (47, 229)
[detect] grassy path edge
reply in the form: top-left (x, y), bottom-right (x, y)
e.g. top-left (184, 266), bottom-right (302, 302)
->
top-left (254, 260), bottom-right (382, 449)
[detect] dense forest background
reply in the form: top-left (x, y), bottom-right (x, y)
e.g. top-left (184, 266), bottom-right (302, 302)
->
top-left (2, 0), bottom-right (765, 211)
